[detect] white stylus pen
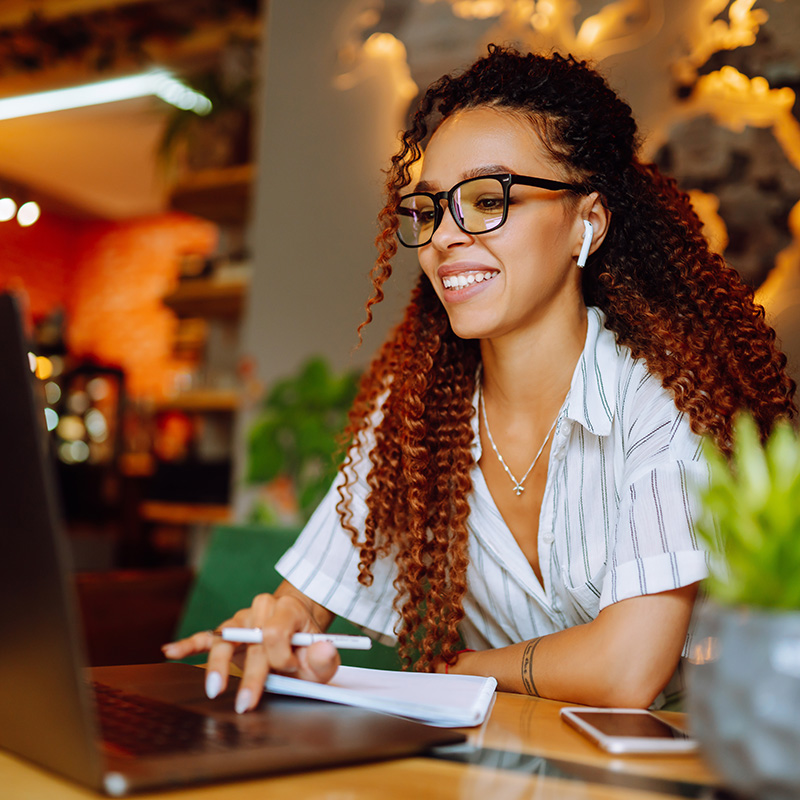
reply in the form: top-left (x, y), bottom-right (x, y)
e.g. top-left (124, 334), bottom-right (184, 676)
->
top-left (219, 627), bottom-right (373, 650)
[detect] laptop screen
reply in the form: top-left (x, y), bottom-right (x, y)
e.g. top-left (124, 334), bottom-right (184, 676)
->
top-left (0, 292), bottom-right (104, 786)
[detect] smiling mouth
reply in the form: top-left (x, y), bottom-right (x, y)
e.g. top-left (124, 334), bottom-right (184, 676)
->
top-left (442, 271), bottom-right (498, 290)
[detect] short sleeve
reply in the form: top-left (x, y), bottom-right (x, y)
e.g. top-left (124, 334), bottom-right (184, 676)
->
top-left (600, 459), bottom-right (710, 609)
top-left (599, 372), bottom-right (710, 611)
top-left (275, 441), bottom-right (401, 646)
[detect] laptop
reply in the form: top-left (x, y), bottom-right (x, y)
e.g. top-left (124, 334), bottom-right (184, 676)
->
top-left (0, 293), bottom-right (465, 795)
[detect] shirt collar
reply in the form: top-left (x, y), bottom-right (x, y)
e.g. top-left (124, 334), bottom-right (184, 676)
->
top-left (469, 306), bottom-right (620, 456)
top-left (562, 306), bottom-right (620, 436)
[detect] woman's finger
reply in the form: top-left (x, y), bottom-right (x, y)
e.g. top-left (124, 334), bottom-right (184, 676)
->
top-left (231, 594), bottom-right (308, 712)
top-left (234, 642), bottom-right (271, 713)
top-left (161, 628), bottom-right (217, 660)
top-left (162, 590), bottom-right (335, 712)
top-left (295, 641), bottom-right (340, 683)
top-left (204, 637), bottom-right (238, 698)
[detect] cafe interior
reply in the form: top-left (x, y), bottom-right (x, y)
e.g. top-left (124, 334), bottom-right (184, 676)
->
top-left (1, 1), bottom-right (800, 798)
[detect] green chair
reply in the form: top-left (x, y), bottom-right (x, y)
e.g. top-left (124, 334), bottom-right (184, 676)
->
top-left (174, 523), bottom-right (402, 670)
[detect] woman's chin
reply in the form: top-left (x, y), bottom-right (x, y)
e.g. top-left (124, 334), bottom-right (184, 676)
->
top-left (445, 317), bottom-right (498, 341)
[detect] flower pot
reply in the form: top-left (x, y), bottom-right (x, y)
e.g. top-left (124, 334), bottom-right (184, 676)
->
top-left (687, 601), bottom-right (800, 800)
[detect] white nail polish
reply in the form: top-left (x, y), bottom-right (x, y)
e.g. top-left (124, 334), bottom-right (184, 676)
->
top-left (235, 688), bottom-right (252, 715)
top-left (205, 670), bottom-right (222, 699)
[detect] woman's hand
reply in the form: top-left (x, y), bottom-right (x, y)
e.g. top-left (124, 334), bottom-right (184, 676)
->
top-left (161, 581), bottom-right (337, 713)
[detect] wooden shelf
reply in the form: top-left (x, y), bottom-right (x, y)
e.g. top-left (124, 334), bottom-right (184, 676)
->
top-left (163, 278), bottom-right (247, 317)
top-left (139, 501), bottom-right (232, 525)
top-left (170, 164), bottom-right (254, 224)
top-left (162, 278), bottom-right (247, 318)
top-left (156, 389), bottom-right (240, 413)
top-left (118, 452), bottom-right (156, 478)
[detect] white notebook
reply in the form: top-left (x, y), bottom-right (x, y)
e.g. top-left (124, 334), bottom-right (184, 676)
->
top-left (265, 665), bottom-right (497, 728)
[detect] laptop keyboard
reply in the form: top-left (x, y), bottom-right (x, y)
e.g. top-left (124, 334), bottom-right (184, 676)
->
top-left (92, 682), bottom-right (279, 756)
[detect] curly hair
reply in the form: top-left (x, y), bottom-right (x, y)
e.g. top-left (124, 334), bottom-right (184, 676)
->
top-left (335, 45), bottom-right (796, 671)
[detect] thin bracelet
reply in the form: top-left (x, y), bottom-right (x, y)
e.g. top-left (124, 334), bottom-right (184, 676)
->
top-left (444, 648), bottom-right (475, 675)
top-left (521, 638), bottom-right (543, 696)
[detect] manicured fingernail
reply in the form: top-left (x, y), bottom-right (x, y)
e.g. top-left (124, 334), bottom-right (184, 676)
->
top-left (235, 688), bottom-right (252, 715)
top-left (162, 644), bottom-right (178, 658)
top-left (205, 671), bottom-right (222, 699)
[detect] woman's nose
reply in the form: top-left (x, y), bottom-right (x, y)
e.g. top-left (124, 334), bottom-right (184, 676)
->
top-left (430, 200), bottom-right (472, 249)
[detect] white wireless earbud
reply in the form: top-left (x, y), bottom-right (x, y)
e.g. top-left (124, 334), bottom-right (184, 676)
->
top-left (577, 220), bottom-right (593, 268)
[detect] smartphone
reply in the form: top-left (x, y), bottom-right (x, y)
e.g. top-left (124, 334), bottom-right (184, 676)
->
top-left (559, 707), bottom-right (698, 754)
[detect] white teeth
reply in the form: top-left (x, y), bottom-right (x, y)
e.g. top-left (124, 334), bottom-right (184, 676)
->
top-left (442, 272), bottom-right (497, 289)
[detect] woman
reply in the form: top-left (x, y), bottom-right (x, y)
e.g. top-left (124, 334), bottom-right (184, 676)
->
top-left (164, 46), bottom-right (795, 713)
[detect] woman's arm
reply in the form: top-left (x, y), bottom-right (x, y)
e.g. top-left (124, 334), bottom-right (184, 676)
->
top-left (162, 580), bottom-right (338, 713)
top-left (444, 583), bottom-right (699, 708)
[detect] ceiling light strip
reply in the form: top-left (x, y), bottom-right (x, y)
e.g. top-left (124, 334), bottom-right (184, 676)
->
top-left (0, 70), bottom-right (212, 122)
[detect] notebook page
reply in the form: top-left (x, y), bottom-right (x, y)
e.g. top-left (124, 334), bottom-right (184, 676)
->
top-left (265, 665), bottom-right (497, 727)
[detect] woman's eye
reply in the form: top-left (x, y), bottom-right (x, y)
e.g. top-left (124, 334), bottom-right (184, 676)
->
top-left (473, 195), bottom-right (504, 213)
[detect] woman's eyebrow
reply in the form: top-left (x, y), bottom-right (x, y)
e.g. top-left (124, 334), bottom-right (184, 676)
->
top-left (413, 164), bottom-right (514, 194)
top-left (465, 164), bottom-right (513, 179)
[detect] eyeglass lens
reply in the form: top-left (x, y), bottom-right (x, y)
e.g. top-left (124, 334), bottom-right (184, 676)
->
top-left (398, 177), bottom-right (506, 247)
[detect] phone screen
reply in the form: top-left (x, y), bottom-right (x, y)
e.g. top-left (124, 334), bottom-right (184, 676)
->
top-left (572, 711), bottom-right (689, 739)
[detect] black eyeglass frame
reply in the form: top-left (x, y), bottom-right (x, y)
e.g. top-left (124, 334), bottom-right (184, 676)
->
top-left (396, 173), bottom-right (587, 248)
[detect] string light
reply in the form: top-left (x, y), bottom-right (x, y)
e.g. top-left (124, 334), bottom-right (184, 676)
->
top-left (0, 193), bottom-right (40, 225)
top-left (44, 407), bottom-right (59, 432)
top-left (17, 201), bottom-right (40, 227)
top-left (34, 355), bottom-right (53, 380)
top-left (0, 197), bottom-right (17, 221)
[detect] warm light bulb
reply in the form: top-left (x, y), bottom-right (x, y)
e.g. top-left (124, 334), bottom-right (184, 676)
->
top-left (44, 407), bottom-right (59, 432)
top-left (45, 381), bottom-right (62, 404)
top-left (35, 355), bottom-right (53, 380)
top-left (0, 197), bottom-right (17, 221)
top-left (71, 440), bottom-right (90, 462)
top-left (17, 201), bottom-right (40, 227)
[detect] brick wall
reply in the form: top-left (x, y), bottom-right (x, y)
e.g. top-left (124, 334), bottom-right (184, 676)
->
top-left (0, 210), bottom-right (217, 398)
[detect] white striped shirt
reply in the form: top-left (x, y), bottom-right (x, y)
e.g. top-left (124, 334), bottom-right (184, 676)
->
top-left (277, 307), bottom-right (709, 659)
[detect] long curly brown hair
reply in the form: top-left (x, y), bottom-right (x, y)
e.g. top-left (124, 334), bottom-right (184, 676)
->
top-left (335, 45), bottom-right (796, 671)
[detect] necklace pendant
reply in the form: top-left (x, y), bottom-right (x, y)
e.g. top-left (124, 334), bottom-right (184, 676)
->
top-left (479, 381), bottom-right (560, 500)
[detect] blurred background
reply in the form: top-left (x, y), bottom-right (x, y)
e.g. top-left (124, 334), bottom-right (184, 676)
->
top-left (0, 0), bottom-right (798, 661)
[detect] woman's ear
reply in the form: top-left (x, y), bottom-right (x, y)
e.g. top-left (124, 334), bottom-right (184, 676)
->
top-left (573, 192), bottom-right (610, 265)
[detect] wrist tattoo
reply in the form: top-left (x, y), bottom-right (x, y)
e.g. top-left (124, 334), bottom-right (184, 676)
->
top-left (521, 637), bottom-right (543, 697)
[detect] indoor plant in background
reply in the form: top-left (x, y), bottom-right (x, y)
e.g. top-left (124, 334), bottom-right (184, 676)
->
top-left (158, 37), bottom-right (256, 176)
top-left (245, 357), bottom-right (361, 526)
top-left (689, 414), bottom-right (800, 800)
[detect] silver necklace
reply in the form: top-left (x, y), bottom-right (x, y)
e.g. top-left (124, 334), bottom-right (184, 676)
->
top-left (480, 384), bottom-right (560, 497)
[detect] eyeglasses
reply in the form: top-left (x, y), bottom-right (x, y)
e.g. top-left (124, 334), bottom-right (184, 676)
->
top-left (396, 173), bottom-right (585, 248)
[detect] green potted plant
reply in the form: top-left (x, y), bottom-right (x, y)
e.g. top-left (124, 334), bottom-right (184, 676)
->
top-left (689, 414), bottom-right (800, 800)
top-left (245, 357), bottom-right (361, 525)
top-left (159, 38), bottom-right (256, 177)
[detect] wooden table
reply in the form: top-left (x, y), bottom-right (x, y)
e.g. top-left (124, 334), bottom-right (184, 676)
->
top-left (0, 692), bottom-right (721, 799)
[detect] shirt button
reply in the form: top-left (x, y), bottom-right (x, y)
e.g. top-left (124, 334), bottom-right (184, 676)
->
top-left (542, 532), bottom-right (554, 545)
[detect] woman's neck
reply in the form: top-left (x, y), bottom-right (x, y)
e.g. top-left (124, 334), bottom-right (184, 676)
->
top-left (479, 304), bottom-right (588, 414)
